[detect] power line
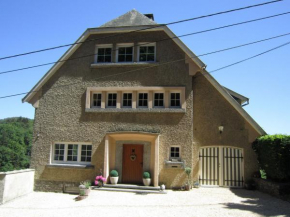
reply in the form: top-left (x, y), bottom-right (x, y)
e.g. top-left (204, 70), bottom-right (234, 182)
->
top-left (0, 35), bottom-right (289, 99)
top-left (1, 11), bottom-right (289, 76)
top-left (209, 41), bottom-right (290, 73)
top-left (0, 0), bottom-right (283, 61)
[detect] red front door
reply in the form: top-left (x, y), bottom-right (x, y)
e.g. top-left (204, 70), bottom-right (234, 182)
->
top-left (122, 144), bottom-right (143, 184)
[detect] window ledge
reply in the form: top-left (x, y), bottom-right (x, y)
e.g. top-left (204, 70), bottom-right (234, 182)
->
top-left (91, 62), bottom-right (159, 68)
top-left (47, 164), bottom-right (94, 169)
top-left (85, 108), bottom-right (186, 113)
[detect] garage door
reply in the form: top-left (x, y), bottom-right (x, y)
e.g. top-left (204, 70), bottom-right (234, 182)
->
top-left (199, 147), bottom-right (244, 187)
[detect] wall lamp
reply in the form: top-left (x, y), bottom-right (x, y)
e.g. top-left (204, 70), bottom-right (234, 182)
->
top-left (218, 126), bottom-right (224, 134)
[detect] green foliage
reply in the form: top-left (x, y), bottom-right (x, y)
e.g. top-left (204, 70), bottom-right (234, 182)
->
top-left (252, 134), bottom-right (290, 181)
top-left (185, 167), bottom-right (192, 176)
top-left (0, 117), bottom-right (33, 172)
top-left (80, 180), bottom-right (91, 189)
top-left (110, 170), bottom-right (118, 177)
top-left (143, 172), bottom-right (150, 179)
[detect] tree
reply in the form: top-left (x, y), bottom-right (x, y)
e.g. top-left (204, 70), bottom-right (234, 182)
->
top-left (0, 117), bottom-right (33, 172)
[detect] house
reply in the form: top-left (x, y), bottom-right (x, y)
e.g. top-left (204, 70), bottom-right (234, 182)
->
top-left (23, 10), bottom-right (265, 191)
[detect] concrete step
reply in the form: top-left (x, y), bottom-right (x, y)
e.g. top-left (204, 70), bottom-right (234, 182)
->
top-left (92, 186), bottom-right (167, 194)
top-left (103, 184), bottom-right (161, 191)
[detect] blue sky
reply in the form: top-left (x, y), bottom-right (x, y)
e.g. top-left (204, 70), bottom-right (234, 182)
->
top-left (0, 0), bottom-right (289, 134)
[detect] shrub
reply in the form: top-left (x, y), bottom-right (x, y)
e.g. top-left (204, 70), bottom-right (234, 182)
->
top-left (110, 170), bottom-right (118, 177)
top-left (252, 134), bottom-right (290, 182)
top-left (143, 172), bottom-right (150, 179)
top-left (80, 180), bottom-right (91, 189)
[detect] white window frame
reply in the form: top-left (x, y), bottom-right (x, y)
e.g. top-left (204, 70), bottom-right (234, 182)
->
top-left (106, 92), bottom-right (117, 108)
top-left (153, 92), bottom-right (165, 108)
top-left (169, 91), bottom-right (182, 108)
top-left (137, 91), bottom-right (149, 108)
top-left (51, 142), bottom-right (92, 165)
top-left (137, 42), bottom-right (156, 62)
top-left (94, 44), bottom-right (113, 63)
top-left (116, 43), bottom-right (134, 63)
top-left (91, 92), bottom-right (102, 108)
top-left (169, 145), bottom-right (181, 161)
top-left (122, 92), bottom-right (133, 108)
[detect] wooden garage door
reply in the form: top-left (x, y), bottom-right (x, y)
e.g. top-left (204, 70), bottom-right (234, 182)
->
top-left (199, 147), bottom-right (244, 187)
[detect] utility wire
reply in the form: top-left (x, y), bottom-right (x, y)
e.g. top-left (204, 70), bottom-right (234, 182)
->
top-left (1, 11), bottom-right (289, 76)
top-left (0, 0), bottom-right (283, 61)
top-left (0, 36), bottom-right (289, 99)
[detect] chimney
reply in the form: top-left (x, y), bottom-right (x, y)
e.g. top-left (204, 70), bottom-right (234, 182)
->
top-left (144, 14), bottom-right (154, 21)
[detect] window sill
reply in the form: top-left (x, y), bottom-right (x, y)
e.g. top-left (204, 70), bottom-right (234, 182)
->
top-left (47, 164), bottom-right (94, 169)
top-left (91, 62), bottom-right (159, 68)
top-left (85, 108), bottom-right (186, 113)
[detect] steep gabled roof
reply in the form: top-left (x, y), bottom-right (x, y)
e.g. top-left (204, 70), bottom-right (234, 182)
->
top-left (100, 9), bottom-right (157, 27)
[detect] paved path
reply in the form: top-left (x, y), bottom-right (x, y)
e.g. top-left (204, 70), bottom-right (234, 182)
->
top-left (1, 188), bottom-right (289, 217)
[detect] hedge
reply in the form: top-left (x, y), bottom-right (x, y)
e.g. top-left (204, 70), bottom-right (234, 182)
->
top-left (252, 134), bottom-right (290, 181)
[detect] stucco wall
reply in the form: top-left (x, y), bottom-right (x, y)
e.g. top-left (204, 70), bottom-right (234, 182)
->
top-left (0, 169), bottom-right (34, 204)
top-left (30, 31), bottom-right (195, 191)
top-left (192, 73), bottom-right (260, 182)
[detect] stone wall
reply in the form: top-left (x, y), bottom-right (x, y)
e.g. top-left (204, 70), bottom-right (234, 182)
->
top-left (0, 169), bottom-right (34, 204)
top-left (254, 178), bottom-right (290, 200)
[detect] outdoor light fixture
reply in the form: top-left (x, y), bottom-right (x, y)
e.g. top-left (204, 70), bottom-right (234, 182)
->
top-left (218, 126), bottom-right (224, 134)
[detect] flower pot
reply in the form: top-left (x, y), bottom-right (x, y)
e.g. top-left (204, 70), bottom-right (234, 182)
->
top-left (185, 184), bottom-right (191, 191)
top-left (143, 178), bottom-right (151, 186)
top-left (98, 181), bottom-right (104, 187)
top-left (110, 177), bottom-right (119, 185)
top-left (79, 188), bottom-right (90, 196)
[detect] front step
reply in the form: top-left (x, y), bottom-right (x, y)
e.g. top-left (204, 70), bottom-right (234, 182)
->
top-left (92, 184), bottom-right (167, 194)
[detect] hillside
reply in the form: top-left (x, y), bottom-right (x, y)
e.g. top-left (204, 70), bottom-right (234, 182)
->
top-left (0, 117), bottom-right (33, 172)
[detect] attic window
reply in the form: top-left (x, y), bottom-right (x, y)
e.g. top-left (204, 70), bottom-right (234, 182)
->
top-left (95, 44), bottom-right (112, 63)
top-left (117, 44), bottom-right (133, 62)
top-left (138, 43), bottom-right (156, 62)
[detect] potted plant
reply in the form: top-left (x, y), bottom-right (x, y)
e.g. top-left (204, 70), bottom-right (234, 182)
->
top-left (110, 170), bottom-right (119, 184)
top-left (79, 180), bottom-right (91, 197)
top-left (184, 167), bottom-right (192, 191)
top-left (95, 175), bottom-right (107, 187)
top-left (143, 172), bottom-right (151, 186)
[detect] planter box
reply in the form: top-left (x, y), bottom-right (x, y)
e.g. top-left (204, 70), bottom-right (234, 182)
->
top-left (254, 178), bottom-right (290, 199)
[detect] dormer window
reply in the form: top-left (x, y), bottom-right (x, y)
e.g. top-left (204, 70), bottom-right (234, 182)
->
top-left (117, 44), bottom-right (133, 62)
top-left (138, 43), bottom-right (156, 62)
top-left (95, 44), bottom-right (112, 63)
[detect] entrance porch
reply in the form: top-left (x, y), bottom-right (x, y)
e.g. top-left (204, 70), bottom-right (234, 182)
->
top-left (103, 132), bottom-right (160, 187)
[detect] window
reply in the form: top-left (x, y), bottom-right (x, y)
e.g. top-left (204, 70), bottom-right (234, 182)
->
top-left (123, 93), bottom-right (132, 107)
top-left (170, 146), bottom-right (180, 160)
top-left (81, 145), bottom-right (92, 162)
top-left (54, 144), bottom-right (65, 161)
top-left (138, 93), bottom-right (148, 107)
top-left (117, 45), bottom-right (133, 62)
top-left (170, 93), bottom-right (181, 107)
top-left (95, 45), bottom-right (112, 63)
top-left (92, 93), bottom-right (102, 107)
top-left (138, 43), bottom-right (155, 62)
top-left (67, 144), bottom-right (78, 161)
top-left (53, 143), bottom-right (92, 164)
top-left (154, 93), bottom-right (164, 107)
top-left (107, 93), bottom-right (117, 107)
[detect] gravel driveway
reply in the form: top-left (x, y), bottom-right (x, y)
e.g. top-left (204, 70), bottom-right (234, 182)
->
top-left (0, 187), bottom-right (289, 217)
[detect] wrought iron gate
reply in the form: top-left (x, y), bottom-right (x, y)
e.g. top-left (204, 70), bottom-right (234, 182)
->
top-left (199, 147), bottom-right (244, 187)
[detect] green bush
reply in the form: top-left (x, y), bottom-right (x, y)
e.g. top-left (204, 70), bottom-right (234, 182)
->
top-left (252, 134), bottom-right (290, 181)
top-left (110, 170), bottom-right (118, 177)
top-left (143, 172), bottom-right (150, 179)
